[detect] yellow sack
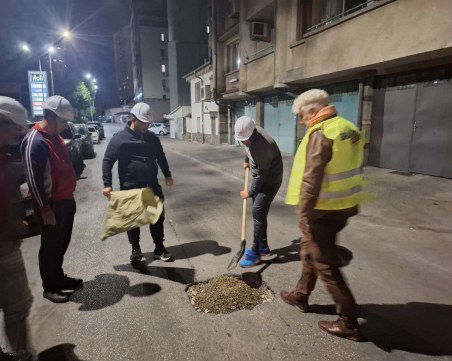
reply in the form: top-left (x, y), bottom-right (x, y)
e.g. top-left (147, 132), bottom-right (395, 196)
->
top-left (101, 187), bottom-right (163, 241)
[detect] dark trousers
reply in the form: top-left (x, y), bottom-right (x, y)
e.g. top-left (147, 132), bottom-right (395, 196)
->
top-left (121, 183), bottom-right (165, 249)
top-left (39, 199), bottom-right (76, 292)
top-left (251, 183), bottom-right (281, 254)
top-left (296, 212), bottom-right (359, 319)
top-left (127, 214), bottom-right (165, 249)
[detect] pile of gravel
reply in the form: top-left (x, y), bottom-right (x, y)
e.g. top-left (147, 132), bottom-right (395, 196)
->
top-left (187, 274), bottom-right (274, 314)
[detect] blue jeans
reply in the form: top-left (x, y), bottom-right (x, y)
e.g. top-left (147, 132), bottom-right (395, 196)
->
top-left (251, 183), bottom-right (281, 254)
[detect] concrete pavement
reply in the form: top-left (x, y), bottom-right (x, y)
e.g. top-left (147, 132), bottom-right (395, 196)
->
top-left (8, 123), bottom-right (452, 360)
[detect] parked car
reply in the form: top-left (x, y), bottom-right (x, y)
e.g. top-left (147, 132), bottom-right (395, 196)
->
top-left (87, 121), bottom-right (105, 139)
top-left (88, 126), bottom-right (100, 144)
top-left (60, 122), bottom-right (85, 176)
top-left (149, 122), bottom-right (169, 136)
top-left (74, 124), bottom-right (95, 159)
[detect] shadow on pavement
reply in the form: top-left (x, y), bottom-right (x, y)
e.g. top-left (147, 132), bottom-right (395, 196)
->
top-left (114, 263), bottom-right (195, 285)
top-left (241, 238), bottom-right (353, 290)
top-left (69, 273), bottom-right (161, 311)
top-left (38, 343), bottom-right (84, 361)
top-left (142, 240), bottom-right (231, 260)
top-left (310, 302), bottom-right (452, 356)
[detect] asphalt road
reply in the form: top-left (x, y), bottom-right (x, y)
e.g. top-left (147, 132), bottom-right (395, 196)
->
top-left (11, 123), bottom-right (452, 360)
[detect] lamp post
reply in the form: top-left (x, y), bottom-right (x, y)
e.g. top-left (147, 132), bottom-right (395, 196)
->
top-left (48, 46), bottom-right (55, 96)
top-left (85, 73), bottom-right (97, 122)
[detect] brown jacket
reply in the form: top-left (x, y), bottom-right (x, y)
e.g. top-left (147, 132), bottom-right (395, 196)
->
top-left (299, 127), bottom-right (358, 241)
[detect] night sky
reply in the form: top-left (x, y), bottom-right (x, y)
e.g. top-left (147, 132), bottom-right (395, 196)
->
top-left (0, 0), bottom-right (130, 109)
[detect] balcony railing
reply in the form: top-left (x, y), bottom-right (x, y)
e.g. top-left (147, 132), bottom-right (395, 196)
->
top-left (306, 0), bottom-right (379, 33)
top-left (245, 44), bottom-right (274, 63)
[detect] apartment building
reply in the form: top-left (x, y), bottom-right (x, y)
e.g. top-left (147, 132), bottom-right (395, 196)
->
top-left (113, 26), bottom-right (134, 105)
top-left (212, 0), bottom-right (452, 178)
top-left (130, 0), bottom-right (170, 119)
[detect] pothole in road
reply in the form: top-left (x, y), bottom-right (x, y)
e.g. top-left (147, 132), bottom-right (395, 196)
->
top-left (186, 274), bottom-right (274, 314)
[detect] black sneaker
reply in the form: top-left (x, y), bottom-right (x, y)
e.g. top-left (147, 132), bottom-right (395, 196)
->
top-left (43, 291), bottom-right (69, 303)
top-left (153, 247), bottom-right (173, 262)
top-left (60, 274), bottom-right (83, 292)
top-left (130, 247), bottom-right (143, 262)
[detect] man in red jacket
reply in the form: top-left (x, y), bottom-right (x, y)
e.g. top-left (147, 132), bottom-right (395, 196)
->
top-left (21, 95), bottom-right (83, 303)
top-left (0, 96), bottom-right (33, 360)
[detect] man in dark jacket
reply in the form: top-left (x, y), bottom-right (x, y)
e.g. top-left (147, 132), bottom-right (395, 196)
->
top-left (21, 95), bottom-right (82, 304)
top-left (0, 97), bottom-right (33, 360)
top-left (102, 102), bottom-right (173, 262)
top-left (234, 116), bottom-right (283, 267)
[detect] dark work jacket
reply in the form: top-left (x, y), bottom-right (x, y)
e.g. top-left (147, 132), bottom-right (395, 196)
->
top-left (244, 127), bottom-right (283, 197)
top-left (102, 126), bottom-right (171, 190)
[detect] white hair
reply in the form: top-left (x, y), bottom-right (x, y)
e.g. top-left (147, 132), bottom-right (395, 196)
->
top-left (291, 89), bottom-right (330, 114)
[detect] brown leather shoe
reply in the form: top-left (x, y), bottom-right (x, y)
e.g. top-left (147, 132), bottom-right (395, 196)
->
top-left (318, 317), bottom-right (361, 341)
top-left (280, 290), bottom-right (309, 313)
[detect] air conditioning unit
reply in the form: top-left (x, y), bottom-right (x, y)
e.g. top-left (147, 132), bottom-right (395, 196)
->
top-left (250, 22), bottom-right (269, 41)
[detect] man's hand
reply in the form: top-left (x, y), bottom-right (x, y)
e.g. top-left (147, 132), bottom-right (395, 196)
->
top-left (243, 162), bottom-right (250, 169)
top-left (240, 190), bottom-right (249, 199)
top-left (103, 187), bottom-right (113, 199)
top-left (165, 177), bottom-right (173, 187)
top-left (42, 210), bottom-right (56, 226)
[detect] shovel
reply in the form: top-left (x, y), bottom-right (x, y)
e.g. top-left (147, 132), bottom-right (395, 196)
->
top-left (227, 167), bottom-right (250, 271)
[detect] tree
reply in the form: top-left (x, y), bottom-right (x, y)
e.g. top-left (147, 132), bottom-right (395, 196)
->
top-left (72, 82), bottom-right (92, 121)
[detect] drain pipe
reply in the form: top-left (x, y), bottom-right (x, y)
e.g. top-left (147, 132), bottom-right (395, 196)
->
top-left (211, 0), bottom-right (234, 144)
top-left (195, 73), bottom-right (205, 144)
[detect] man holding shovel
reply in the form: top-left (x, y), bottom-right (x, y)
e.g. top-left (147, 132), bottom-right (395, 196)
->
top-left (234, 116), bottom-right (283, 267)
top-left (102, 103), bottom-right (173, 262)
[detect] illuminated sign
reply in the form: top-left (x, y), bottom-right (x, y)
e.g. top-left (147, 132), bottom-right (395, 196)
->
top-left (27, 71), bottom-right (48, 117)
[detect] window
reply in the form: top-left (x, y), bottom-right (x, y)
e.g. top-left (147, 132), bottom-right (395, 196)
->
top-left (195, 82), bottom-right (201, 103)
top-left (161, 48), bottom-right (165, 58)
top-left (163, 94), bottom-right (167, 100)
top-left (204, 85), bottom-right (211, 100)
top-left (161, 64), bottom-right (166, 73)
top-left (227, 41), bottom-right (239, 72)
top-left (161, 33), bottom-right (165, 42)
top-left (299, 0), bottom-right (373, 36)
top-left (162, 79), bottom-right (166, 88)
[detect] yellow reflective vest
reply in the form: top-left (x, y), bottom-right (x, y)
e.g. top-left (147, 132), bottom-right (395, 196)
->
top-left (286, 116), bottom-right (364, 210)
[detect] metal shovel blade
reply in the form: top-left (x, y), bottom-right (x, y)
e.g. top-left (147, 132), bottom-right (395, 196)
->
top-left (227, 240), bottom-right (246, 271)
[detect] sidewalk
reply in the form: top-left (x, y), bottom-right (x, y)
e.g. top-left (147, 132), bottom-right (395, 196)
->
top-left (163, 137), bottom-right (452, 233)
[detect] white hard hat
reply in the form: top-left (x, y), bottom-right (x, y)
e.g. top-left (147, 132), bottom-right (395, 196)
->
top-left (0, 96), bottom-right (28, 128)
top-left (234, 116), bottom-right (256, 141)
top-left (42, 95), bottom-right (74, 122)
top-left (131, 102), bottom-right (154, 123)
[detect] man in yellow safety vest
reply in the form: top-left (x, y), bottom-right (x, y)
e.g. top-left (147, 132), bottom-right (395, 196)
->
top-left (281, 89), bottom-right (364, 341)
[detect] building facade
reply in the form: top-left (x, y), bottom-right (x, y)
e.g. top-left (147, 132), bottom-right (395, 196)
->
top-left (130, 0), bottom-right (170, 120)
top-left (113, 26), bottom-right (134, 105)
top-left (184, 63), bottom-right (225, 145)
top-left (211, 0), bottom-right (452, 178)
top-left (166, 0), bottom-right (211, 112)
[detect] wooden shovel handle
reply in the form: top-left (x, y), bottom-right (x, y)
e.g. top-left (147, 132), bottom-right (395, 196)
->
top-left (241, 167), bottom-right (249, 240)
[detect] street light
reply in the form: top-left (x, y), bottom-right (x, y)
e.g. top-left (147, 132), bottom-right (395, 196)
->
top-left (48, 47), bottom-right (56, 96)
top-left (21, 43), bottom-right (30, 52)
top-left (84, 74), bottom-right (98, 122)
top-left (62, 30), bottom-right (71, 39)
